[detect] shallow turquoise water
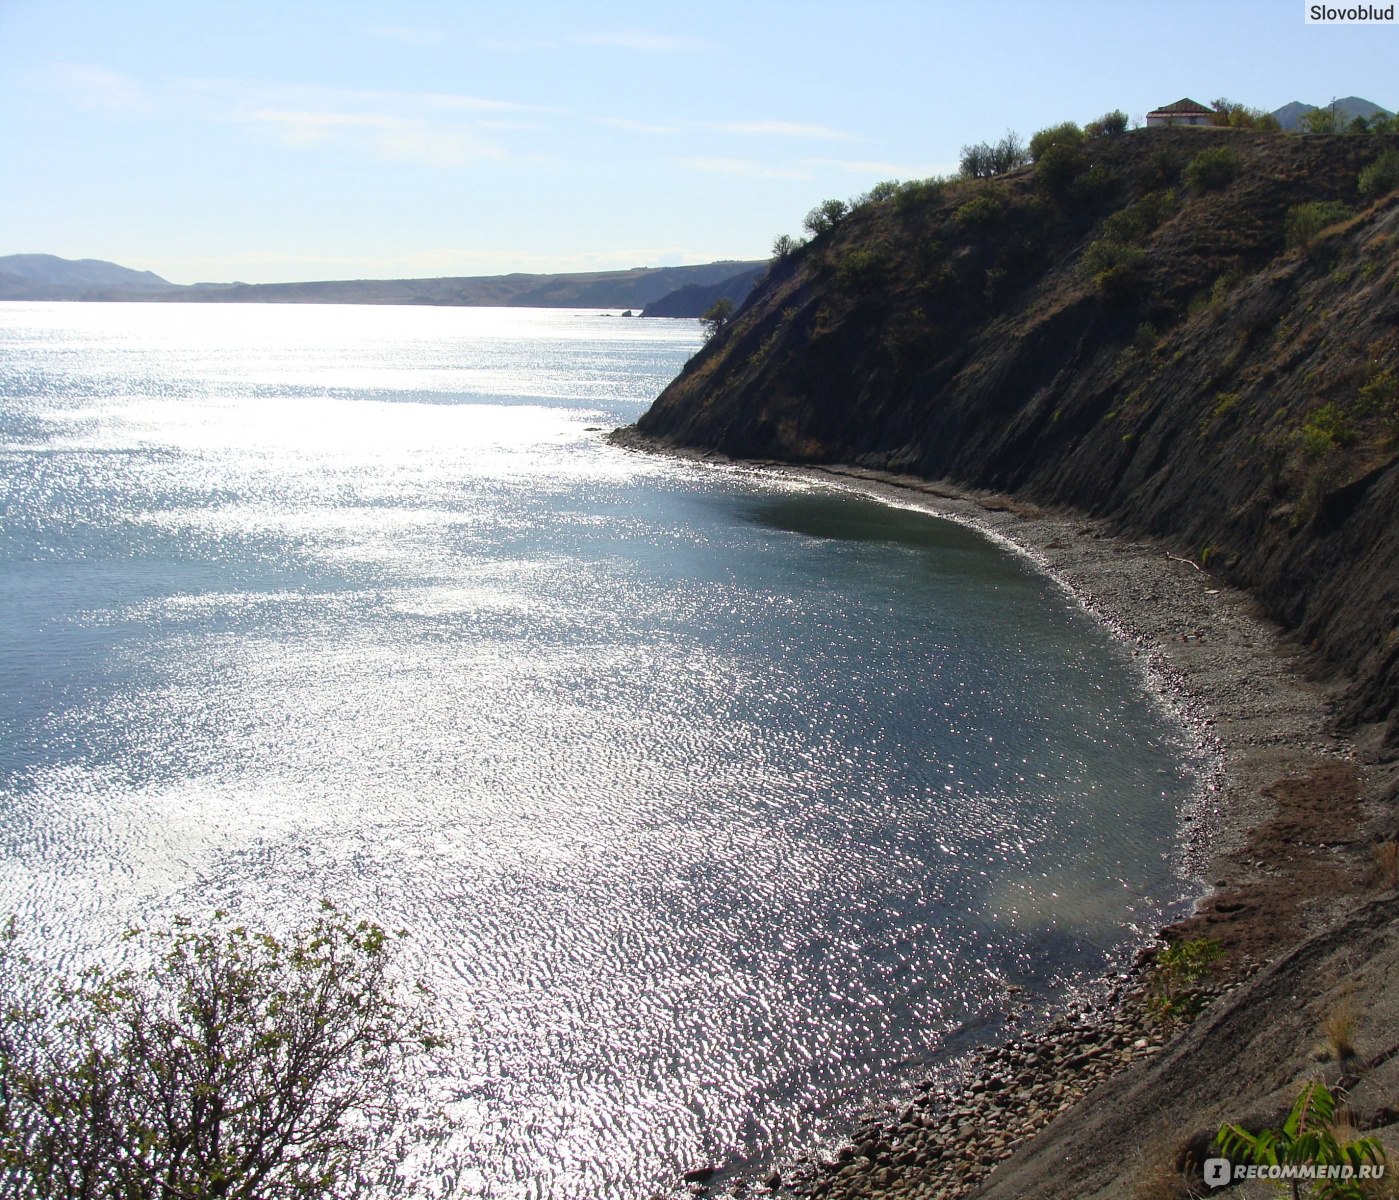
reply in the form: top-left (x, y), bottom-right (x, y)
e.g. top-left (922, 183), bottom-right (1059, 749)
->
top-left (0, 302), bottom-right (1200, 1196)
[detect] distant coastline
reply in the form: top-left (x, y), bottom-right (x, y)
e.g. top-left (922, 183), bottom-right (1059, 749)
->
top-left (0, 253), bottom-right (765, 317)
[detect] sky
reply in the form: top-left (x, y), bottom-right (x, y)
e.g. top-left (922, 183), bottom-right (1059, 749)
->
top-left (1, 0), bottom-right (1394, 285)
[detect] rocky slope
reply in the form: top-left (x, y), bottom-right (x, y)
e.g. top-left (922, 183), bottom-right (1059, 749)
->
top-left (632, 128), bottom-right (1399, 758)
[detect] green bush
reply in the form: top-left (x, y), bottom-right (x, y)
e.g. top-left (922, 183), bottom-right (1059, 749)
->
top-left (954, 193), bottom-right (1006, 227)
top-left (1029, 121), bottom-right (1084, 161)
top-left (862, 179), bottom-right (901, 204)
top-left (1217, 1081), bottom-right (1385, 1200)
top-left (1298, 401), bottom-right (1353, 456)
top-left (1085, 109), bottom-right (1129, 137)
top-left (894, 177), bottom-right (946, 212)
top-left (1284, 200), bottom-right (1355, 250)
top-left (834, 247), bottom-right (886, 291)
top-left (1359, 149), bottom-right (1399, 201)
top-left (1147, 936), bottom-right (1224, 1022)
top-left (1034, 142), bottom-right (1084, 194)
top-left (1101, 189), bottom-right (1181, 244)
top-left (700, 296), bottom-right (736, 339)
top-left (1184, 145), bottom-right (1243, 193)
top-left (802, 198), bottom-right (849, 237)
top-left (1079, 238), bottom-right (1149, 299)
top-left (1209, 98), bottom-right (1281, 131)
top-left (1357, 367), bottom-right (1397, 418)
top-left (1069, 164), bottom-right (1121, 206)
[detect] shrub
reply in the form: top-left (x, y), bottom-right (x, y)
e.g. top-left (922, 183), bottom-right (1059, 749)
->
top-left (1209, 98), bottom-right (1281, 131)
top-left (1029, 121), bottom-right (1084, 161)
top-left (1101, 189), bottom-right (1181, 244)
top-left (863, 179), bottom-right (901, 203)
top-left (1357, 367), bottom-right (1398, 422)
top-left (1217, 1081), bottom-right (1385, 1200)
top-left (1133, 321), bottom-right (1159, 353)
top-left (1147, 936), bottom-right (1223, 1022)
top-left (835, 248), bottom-right (886, 292)
top-left (1322, 999), bottom-right (1358, 1061)
top-left (1184, 145), bottom-right (1242, 193)
top-left (1035, 142), bottom-right (1085, 194)
top-left (1298, 401), bottom-right (1352, 456)
top-left (1079, 238), bottom-right (1149, 299)
top-left (1359, 149), bottom-right (1399, 202)
top-left (1302, 105), bottom-right (1343, 134)
top-left (1285, 200), bottom-right (1356, 250)
top-left (802, 198), bottom-right (849, 237)
top-left (1085, 109), bottom-right (1130, 137)
top-left (1070, 164), bottom-right (1122, 206)
top-left (954, 192), bottom-right (1006, 227)
top-left (894, 177), bottom-right (946, 212)
top-left (0, 906), bottom-right (448, 1200)
top-left (771, 233), bottom-right (801, 259)
top-left (960, 131), bottom-right (1029, 178)
top-left (700, 296), bottom-right (735, 339)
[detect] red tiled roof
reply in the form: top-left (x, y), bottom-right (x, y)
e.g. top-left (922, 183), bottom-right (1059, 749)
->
top-left (1147, 98), bottom-right (1215, 116)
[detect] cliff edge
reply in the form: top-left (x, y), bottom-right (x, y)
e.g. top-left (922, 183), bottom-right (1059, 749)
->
top-left (632, 128), bottom-right (1399, 759)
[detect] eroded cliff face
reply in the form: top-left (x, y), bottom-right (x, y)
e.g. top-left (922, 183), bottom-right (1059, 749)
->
top-left (632, 129), bottom-right (1399, 755)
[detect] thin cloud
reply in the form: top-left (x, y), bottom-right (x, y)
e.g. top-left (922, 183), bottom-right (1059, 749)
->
top-left (420, 91), bottom-right (549, 115)
top-left (575, 31), bottom-right (711, 52)
top-left (803, 157), bottom-right (947, 176)
top-left (41, 63), bottom-right (155, 114)
top-left (475, 36), bottom-right (557, 52)
top-left (711, 120), bottom-right (855, 141)
top-left (680, 157), bottom-right (809, 180)
top-left (367, 26), bottom-right (445, 46)
top-left (180, 79), bottom-right (541, 117)
top-left (595, 116), bottom-right (684, 135)
top-left (247, 109), bottom-right (502, 166)
top-left (250, 109), bottom-right (401, 144)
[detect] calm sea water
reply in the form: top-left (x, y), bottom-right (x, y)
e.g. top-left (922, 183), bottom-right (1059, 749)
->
top-left (0, 302), bottom-right (1199, 1196)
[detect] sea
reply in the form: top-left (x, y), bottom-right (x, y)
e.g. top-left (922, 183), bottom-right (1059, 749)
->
top-left (0, 302), bottom-right (1202, 1197)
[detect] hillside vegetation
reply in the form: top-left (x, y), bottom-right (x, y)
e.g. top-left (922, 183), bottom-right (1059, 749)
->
top-left (632, 127), bottom-right (1399, 755)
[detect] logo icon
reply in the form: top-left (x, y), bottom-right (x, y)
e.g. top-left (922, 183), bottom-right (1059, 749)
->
top-left (1204, 1158), bottom-right (1232, 1188)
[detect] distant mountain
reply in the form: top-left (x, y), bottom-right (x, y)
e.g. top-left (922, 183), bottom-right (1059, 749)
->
top-left (642, 264), bottom-right (767, 318)
top-left (0, 254), bottom-right (177, 300)
top-left (1271, 96), bottom-right (1393, 131)
top-left (0, 254), bottom-right (768, 309)
top-left (174, 261), bottom-right (766, 309)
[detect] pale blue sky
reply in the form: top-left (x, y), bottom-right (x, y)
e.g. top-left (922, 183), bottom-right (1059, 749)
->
top-left (1, 0), bottom-right (1393, 284)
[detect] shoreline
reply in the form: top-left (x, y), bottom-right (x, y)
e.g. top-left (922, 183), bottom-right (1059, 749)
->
top-left (749, 462), bottom-right (1350, 1199)
top-left (610, 436), bottom-right (1389, 1198)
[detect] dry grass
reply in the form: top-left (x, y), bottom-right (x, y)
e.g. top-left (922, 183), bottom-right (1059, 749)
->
top-left (1130, 1140), bottom-right (1204, 1200)
top-left (1373, 840), bottom-right (1399, 889)
top-left (1322, 998), bottom-right (1359, 1061)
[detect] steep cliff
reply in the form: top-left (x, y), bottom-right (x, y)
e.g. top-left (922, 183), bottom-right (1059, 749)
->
top-left (631, 128), bottom-right (1399, 754)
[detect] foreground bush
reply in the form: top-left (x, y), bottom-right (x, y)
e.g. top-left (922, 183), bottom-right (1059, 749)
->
top-left (0, 905), bottom-right (448, 1200)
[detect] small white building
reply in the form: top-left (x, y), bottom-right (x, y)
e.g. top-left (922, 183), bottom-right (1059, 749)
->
top-left (1146, 98), bottom-right (1216, 127)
